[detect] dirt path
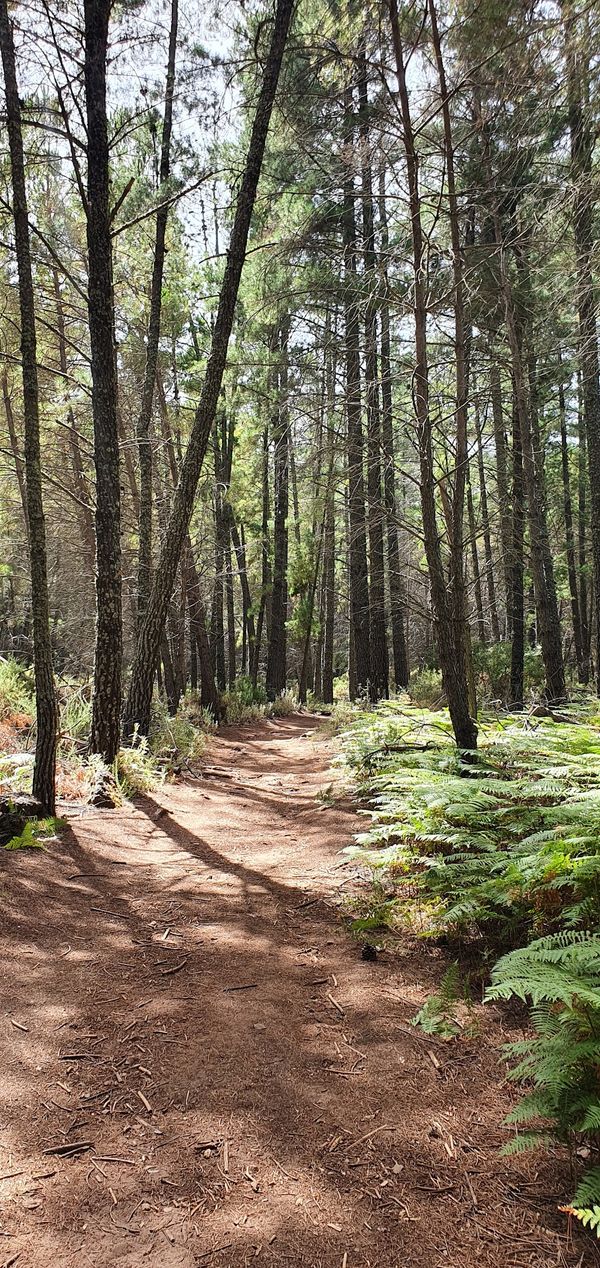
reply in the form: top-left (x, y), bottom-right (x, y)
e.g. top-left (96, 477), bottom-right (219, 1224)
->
top-left (0, 716), bottom-right (594, 1267)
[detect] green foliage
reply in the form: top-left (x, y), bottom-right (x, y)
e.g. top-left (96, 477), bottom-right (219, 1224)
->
top-left (408, 668), bottom-right (444, 708)
top-left (471, 642), bottom-right (546, 702)
top-left (0, 657), bottom-right (34, 721)
top-left (149, 697), bottom-right (207, 764)
top-left (487, 933), bottom-right (600, 1220)
top-left (115, 737), bottom-right (163, 797)
top-left (267, 690), bottom-right (297, 718)
top-left (4, 816), bottom-right (61, 850)
top-left (412, 964), bottom-right (471, 1038)
top-left (341, 700), bottom-right (600, 1233)
top-left (60, 688), bottom-right (91, 743)
top-left (341, 703), bottom-right (600, 943)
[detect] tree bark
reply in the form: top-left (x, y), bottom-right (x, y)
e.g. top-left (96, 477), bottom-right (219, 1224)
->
top-left (342, 85), bottom-right (371, 699)
top-left (379, 170), bottom-right (409, 687)
top-left (136, 0), bottom-right (179, 628)
top-left (359, 50), bottom-right (388, 700)
top-left (577, 372), bottom-right (591, 681)
top-left (467, 482), bottom-right (486, 644)
top-left (390, 0), bottom-right (477, 749)
top-left (84, 0), bottom-right (123, 760)
top-left (266, 318), bottom-right (290, 698)
top-left (123, 0), bottom-right (294, 736)
top-left (509, 392), bottom-right (525, 708)
top-left (474, 404), bottom-right (500, 642)
top-left (564, 8), bottom-right (600, 691)
top-left (52, 268), bottom-right (96, 574)
top-left (0, 0), bottom-right (59, 810)
top-left (558, 369), bottom-right (584, 678)
top-left (489, 360), bottom-right (512, 634)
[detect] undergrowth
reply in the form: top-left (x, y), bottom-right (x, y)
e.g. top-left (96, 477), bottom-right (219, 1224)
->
top-left (338, 698), bottom-right (600, 1238)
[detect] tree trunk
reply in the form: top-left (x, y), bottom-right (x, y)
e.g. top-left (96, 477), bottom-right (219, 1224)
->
top-left (509, 393), bottom-right (525, 708)
top-left (52, 268), bottom-right (96, 574)
top-left (123, 0), bottom-right (294, 737)
top-left (467, 483), bottom-right (486, 643)
top-left (136, 0), bottom-right (179, 628)
top-left (429, 0), bottom-right (476, 730)
top-left (342, 85), bottom-right (371, 699)
top-left (474, 405), bottom-right (500, 642)
top-left (577, 372), bottom-right (591, 681)
top-left (266, 318), bottom-right (290, 698)
top-left (564, 9), bottom-right (600, 692)
top-left (84, 0), bottom-right (123, 760)
top-left (359, 51), bottom-right (388, 701)
top-left (225, 529), bottom-right (236, 688)
top-left (479, 118), bottom-right (566, 702)
top-left (504, 268), bottom-right (565, 701)
top-left (558, 370), bottom-right (584, 678)
top-left (2, 371), bottom-right (29, 540)
top-left (379, 170), bottom-right (409, 687)
top-left (0, 0), bottom-right (59, 810)
top-left (390, 0), bottom-right (477, 749)
top-left (252, 422), bottom-right (271, 686)
top-left (490, 359), bottom-right (512, 632)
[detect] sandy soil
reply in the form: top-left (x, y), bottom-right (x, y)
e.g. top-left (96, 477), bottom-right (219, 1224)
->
top-left (0, 715), bottom-right (596, 1267)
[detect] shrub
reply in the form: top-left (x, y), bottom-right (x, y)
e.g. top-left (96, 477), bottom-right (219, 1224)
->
top-left (115, 737), bottom-right (162, 797)
top-left (149, 697), bottom-right (207, 763)
top-left (267, 690), bottom-right (297, 717)
top-left (60, 687), bottom-right (91, 745)
top-left (0, 657), bottom-right (34, 723)
top-left (471, 641), bottom-right (546, 703)
top-left (487, 932), bottom-right (600, 1233)
top-left (408, 667), bottom-right (445, 708)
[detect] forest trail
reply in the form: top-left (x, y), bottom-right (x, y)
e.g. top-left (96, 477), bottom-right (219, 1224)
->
top-left (0, 716), bottom-right (590, 1268)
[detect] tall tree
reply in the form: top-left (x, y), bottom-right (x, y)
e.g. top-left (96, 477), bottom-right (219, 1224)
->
top-left (389, 0), bottom-right (477, 749)
top-left (84, 0), bottom-right (123, 760)
top-left (358, 49), bottom-right (388, 700)
top-left (342, 84), bottom-right (371, 699)
top-left (564, 5), bottom-right (600, 690)
top-left (123, 0), bottom-right (295, 737)
top-left (136, 0), bottom-right (179, 628)
top-left (0, 0), bottom-right (59, 810)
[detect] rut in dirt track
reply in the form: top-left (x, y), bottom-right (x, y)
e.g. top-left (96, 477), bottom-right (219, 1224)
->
top-left (0, 716), bottom-right (592, 1268)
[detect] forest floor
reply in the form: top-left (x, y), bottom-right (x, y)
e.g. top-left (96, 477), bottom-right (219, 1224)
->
top-left (0, 714), bottom-right (596, 1268)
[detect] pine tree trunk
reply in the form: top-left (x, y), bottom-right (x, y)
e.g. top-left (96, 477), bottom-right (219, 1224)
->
top-left (509, 393), bottom-right (525, 708)
top-left (505, 274), bottom-right (565, 701)
top-left (480, 138), bottom-right (566, 702)
top-left (225, 529), bottom-right (236, 688)
top-left (467, 483), bottom-right (486, 643)
top-left (84, 0), bottom-right (123, 760)
top-left (558, 372), bottom-right (584, 678)
top-left (565, 13), bottom-right (600, 691)
top-left (252, 422), bottom-right (271, 686)
top-left (2, 371), bottom-right (29, 540)
top-left (475, 406), bottom-right (501, 642)
top-left (577, 374), bottom-right (591, 682)
top-left (490, 360), bottom-right (512, 632)
top-left (390, 0), bottom-right (477, 749)
top-left (429, 0), bottom-right (475, 725)
top-left (266, 319), bottom-right (290, 698)
top-left (184, 543), bottom-right (220, 719)
top-left (359, 52), bottom-right (388, 701)
top-left (0, 0), bottom-right (59, 811)
top-left (123, 0), bottom-right (294, 737)
top-left (379, 171), bottom-right (409, 688)
top-left (342, 86), bottom-right (371, 699)
top-left (52, 270), bottom-right (96, 573)
top-left (136, 0), bottom-right (179, 628)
